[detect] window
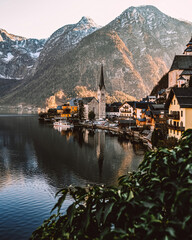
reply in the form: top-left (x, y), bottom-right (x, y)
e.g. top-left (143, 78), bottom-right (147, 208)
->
top-left (174, 100), bottom-right (176, 105)
top-left (177, 131), bottom-right (179, 135)
top-left (181, 111), bottom-right (183, 117)
top-left (174, 130), bottom-right (175, 134)
top-left (180, 121), bottom-right (183, 127)
top-left (170, 129), bottom-right (172, 133)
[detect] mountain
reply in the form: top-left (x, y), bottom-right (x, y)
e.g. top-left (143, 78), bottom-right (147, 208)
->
top-left (36, 16), bottom-right (100, 73)
top-left (1, 5), bottom-right (192, 108)
top-left (0, 29), bottom-right (46, 80)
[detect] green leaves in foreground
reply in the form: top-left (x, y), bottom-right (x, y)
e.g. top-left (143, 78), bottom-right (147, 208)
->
top-left (31, 129), bottom-right (192, 240)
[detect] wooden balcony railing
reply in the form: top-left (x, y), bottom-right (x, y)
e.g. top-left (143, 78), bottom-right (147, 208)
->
top-left (168, 111), bottom-right (180, 120)
top-left (168, 124), bottom-right (185, 131)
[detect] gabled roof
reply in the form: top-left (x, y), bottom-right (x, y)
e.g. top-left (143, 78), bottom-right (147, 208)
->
top-left (184, 45), bottom-right (192, 53)
top-left (128, 101), bottom-right (149, 109)
top-left (177, 76), bottom-right (186, 81)
top-left (70, 97), bottom-right (98, 106)
top-left (186, 37), bottom-right (192, 46)
top-left (81, 97), bottom-right (98, 104)
top-left (180, 69), bottom-right (192, 76)
top-left (111, 102), bottom-right (122, 107)
top-left (169, 55), bottom-right (192, 71)
top-left (150, 104), bottom-right (165, 110)
top-left (165, 87), bottom-right (192, 109)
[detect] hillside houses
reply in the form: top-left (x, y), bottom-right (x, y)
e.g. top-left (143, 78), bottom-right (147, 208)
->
top-left (165, 88), bottom-right (192, 139)
top-left (45, 37), bottom-right (192, 143)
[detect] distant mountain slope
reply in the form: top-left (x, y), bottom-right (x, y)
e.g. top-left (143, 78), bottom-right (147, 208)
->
top-left (0, 29), bottom-right (46, 80)
top-left (36, 16), bottom-right (100, 73)
top-left (1, 5), bottom-right (192, 108)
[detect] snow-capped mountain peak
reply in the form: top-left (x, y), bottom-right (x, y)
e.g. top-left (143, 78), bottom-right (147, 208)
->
top-left (0, 29), bottom-right (46, 79)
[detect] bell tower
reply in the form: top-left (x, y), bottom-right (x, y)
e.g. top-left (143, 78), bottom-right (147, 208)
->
top-left (97, 65), bottom-right (106, 119)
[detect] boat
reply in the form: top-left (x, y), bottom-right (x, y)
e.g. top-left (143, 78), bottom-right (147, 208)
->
top-left (53, 120), bottom-right (74, 130)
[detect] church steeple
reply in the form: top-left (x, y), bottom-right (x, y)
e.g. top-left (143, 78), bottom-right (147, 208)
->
top-left (99, 65), bottom-right (105, 90)
top-left (97, 64), bottom-right (106, 119)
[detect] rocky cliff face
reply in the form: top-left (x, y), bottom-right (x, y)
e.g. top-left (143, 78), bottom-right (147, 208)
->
top-left (1, 5), bottom-right (192, 108)
top-left (36, 16), bottom-right (100, 72)
top-left (0, 29), bottom-right (46, 80)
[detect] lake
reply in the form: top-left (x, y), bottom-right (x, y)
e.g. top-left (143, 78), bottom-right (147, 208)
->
top-left (0, 115), bottom-right (145, 240)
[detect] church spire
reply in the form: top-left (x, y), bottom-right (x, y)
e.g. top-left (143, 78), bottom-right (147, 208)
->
top-left (99, 65), bottom-right (105, 90)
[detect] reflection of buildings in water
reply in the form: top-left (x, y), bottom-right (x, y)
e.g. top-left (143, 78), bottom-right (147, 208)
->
top-left (84, 129), bottom-right (89, 144)
top-left (132, 143), bottom-right (146, 155)
top-left (61, 130), bottom-right (73, 141)
top-left (96, 131), bottom-right (105, 178)
top-left (116, 141), bottom-right (144, 179)
top-left (71, 128), bottom-right (95, 147)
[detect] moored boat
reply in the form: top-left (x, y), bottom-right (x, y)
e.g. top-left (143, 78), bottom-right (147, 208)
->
top-left (53, 120), bottom-right (74, 130)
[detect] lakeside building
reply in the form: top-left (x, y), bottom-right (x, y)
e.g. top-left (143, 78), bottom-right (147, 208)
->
top-left (56, 66), bottom-right (106, 120)
top-left (165, 88), bottom-right (192, 139)
top-left (106, 102), bottom-right (121, 119)
top-left (168, 37), bottom-right (192, 89)
top-left (119, 102), bottom-right (134, 119)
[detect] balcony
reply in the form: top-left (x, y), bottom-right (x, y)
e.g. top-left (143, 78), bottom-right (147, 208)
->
top-left (120, 110), bottom-right (132, 113)
top-left (168, 124), bottom-right (185, 132)
top-left (155, 123), bottom-right (167, 129)
top-left (168, 111), bottom-right (180, 120)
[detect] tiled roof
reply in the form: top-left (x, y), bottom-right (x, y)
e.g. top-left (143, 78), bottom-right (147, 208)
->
top-left (180, 69), bottom-right (192, 76)
top-left (81, 97), bottom-right (97, 104)
top-left (165, 87), bottom-right (192, 109)
top-left (186, 37), bottom-right (192, 46)
top-left (169, 55), bottom-right (192, 71)
top-left (128, 101), bottom-right (148, 109)
top-left (184, 46), bottom-right (192, 52)
top-left (177, 76), bottom-right (186, 81)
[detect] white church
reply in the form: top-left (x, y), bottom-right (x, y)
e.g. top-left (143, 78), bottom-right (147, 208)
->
top-left (70, 65), bottom-right (106, 120)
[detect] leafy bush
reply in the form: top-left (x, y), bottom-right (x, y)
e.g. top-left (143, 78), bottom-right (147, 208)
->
top-left (31, 130), bottom-right (192, 240)
top-left (157, 136), bottom-right (178, 149)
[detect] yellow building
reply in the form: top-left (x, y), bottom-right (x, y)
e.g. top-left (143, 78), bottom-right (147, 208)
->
top-left (165, 88), bottom-right (192, 139)
top-left (57, 104), bottom-right (78, 118)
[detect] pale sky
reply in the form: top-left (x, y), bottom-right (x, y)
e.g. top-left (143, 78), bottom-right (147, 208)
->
top-left (1, 0), bottom-right (192, 39)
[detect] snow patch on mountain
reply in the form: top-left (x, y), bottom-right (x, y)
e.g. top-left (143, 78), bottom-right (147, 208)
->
top-left (2, 52), bottom-right (14, 62)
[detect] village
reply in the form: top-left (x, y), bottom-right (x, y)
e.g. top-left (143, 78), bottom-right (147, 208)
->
top-left (39, 37), bottom-right (192, 149)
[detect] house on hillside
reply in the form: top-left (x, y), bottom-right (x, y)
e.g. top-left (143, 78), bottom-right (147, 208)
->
top-left (168, 37), bottom-right (192, 89)
top-left (165, 88), bottom-right (192, 139)
top-left (149, 104), bottom-right (167, 130)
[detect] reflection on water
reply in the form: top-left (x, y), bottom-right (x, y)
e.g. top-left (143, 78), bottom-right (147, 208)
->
top-left (0, 115), bottom-right (145, 240)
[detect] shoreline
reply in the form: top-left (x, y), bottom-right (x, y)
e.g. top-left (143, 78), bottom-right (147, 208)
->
top-left (81, 123), bottom-right (153, 150)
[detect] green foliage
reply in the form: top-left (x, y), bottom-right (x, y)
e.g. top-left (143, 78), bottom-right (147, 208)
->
top-left (158, 136), bottom-right (178, 149)
top-left (151, 129), bottom-right (164, 147)
top-left (88, 111), bottom-right (95, 121)
top-left (31, 130), bottom-right (192, 240)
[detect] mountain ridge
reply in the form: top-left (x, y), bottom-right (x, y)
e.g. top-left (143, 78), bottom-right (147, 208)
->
top-left (1, 5), bottom-right (192, 108)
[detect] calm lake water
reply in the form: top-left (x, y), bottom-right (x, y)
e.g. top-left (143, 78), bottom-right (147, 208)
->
top-left (0, 115), bottom-right (145, 240)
